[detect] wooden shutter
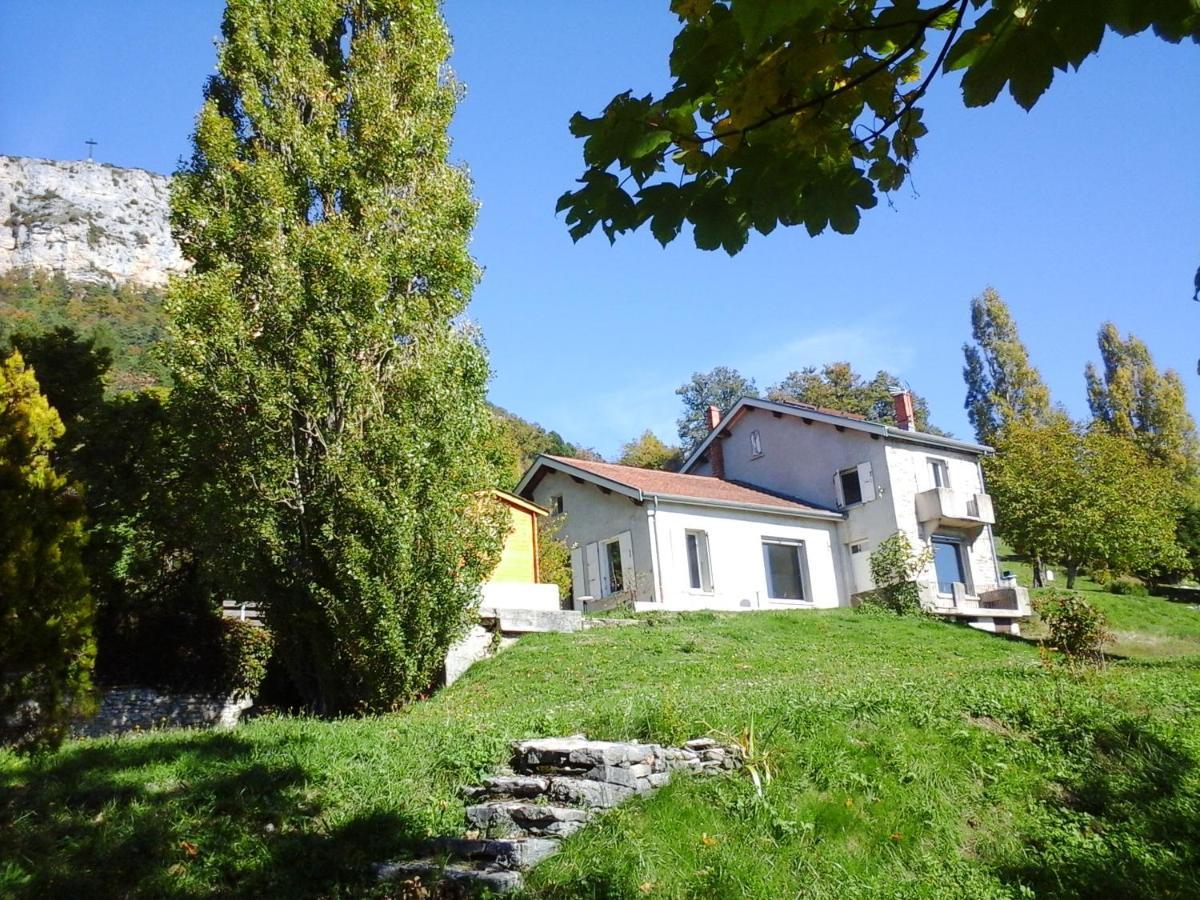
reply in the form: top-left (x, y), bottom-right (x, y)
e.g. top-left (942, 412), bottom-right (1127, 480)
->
top-left (857, 462), bottom-right (875, 503)
top-left (585, 542), bottom-right (602, 597)
top-left (833, 472), bottom-right (845, 508)
top-left (570, 546), bottom-right (586, 602)
top-left (617, 531), bottom-right (634, 594)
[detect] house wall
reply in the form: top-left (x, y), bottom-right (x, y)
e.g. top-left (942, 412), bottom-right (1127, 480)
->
top-left (526, 470), bottom-right (656, 603)
top-left (490, 504), bottom-right (538, 584)
top-left (884, 443), bottom-right (1000, 596)
top-left (690, 407), bottom-right (1000, 598)
top-left (648, 501), bottom-right (844, 611)
top-left (691, 407), bottom-right (897, 595)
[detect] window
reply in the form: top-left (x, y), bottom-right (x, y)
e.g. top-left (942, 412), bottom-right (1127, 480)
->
top-left (749, 429), bottom-right (763, 458)
top-left (762, 539), bottom-right (807, 601)
top-left (838, 467), bottom-right (863, 505)
top-left (931, 536), bottom-right (967, 594)
top-left (549, 495), bottom-right (564, 515)
top-left (928, 458), bottom-right (950, 489)
top-left (850, 542), bottom-right (866, 555)
top-left (685, 530), bottom-right (713, 592)
top-left (604, 539), bottom-right (625, 593)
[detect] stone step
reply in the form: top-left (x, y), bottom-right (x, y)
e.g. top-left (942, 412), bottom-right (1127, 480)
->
top-left (511, 736), bottom-right (663, 774)
top-left (465, 773), bottom-right (637, 809)
top-left (493, 608), bottom-right (583, 634)
top-left (375, 858), bottom-right (522, 893)
top-left (430, 836), bottom-right (561, 871)
top-left (464, 800), bottom-right (592, 838)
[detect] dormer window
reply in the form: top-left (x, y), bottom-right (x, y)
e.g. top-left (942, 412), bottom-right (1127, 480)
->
top-left (749, 429), bottom-right (763, 458)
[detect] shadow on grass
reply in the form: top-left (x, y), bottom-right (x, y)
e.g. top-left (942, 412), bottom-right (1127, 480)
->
top-left (989, 714), bottom-right (1200, 898)
top-left (0, 731), bottom-right (427, 898)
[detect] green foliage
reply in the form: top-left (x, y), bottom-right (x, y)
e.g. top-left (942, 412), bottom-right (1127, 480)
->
top-left (1106, 576), bottom-right (1150, 597)
top-left (0, 271), bottom-right (169, 392)
top-left (863, 530), bottom-right (932, 613)
top-left (1034, 589), bottom-right (1113, 663)
top-left (165, 0), bottom-right (507, 713)
top-left (218, 620), bottom-right (274, 699)
top-left (537, 514), bottom-right (574, 604)
top-left (676, 366), bottom-right (758, 451)
top-left (559, 1), bottom-right (1200, 252)
top-left (3, 606), bottom-right (1199, 895)
top-left (1174, 500), bottom-right (1200, 581)
top-left (769, 361), bottom-right (936, 431)
top-left (961, 287), bottom-right (1052, 444)
top-left (0, 351), bottom-right (94, 753)
top-left (617, 429), bottom-right (684, 470)
top-left (1085, 321), bottom-right (1199, 481)
top-left (491, 404), bottom-right (596, 478)
top-left (987, 419), bottom-right (1186, 588)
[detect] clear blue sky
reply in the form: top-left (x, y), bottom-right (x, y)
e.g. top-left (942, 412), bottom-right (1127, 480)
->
top-left (2, 2), bottom-right (1197, 458)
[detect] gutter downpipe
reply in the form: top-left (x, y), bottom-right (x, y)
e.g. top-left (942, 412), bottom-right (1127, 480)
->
top-left (648, 493), bottom-right (665, 605)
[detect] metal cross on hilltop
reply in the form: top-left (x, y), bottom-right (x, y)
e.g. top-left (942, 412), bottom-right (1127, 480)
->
top-left (85, 138), bottom-right (97, 161)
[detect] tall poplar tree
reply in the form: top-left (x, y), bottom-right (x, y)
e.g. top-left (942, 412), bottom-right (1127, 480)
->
top-left (166, 0), bottom-right (505, 713)
top-left (1085, 322), bottom-right (1199, 481)
top-left (962, 288), bottom-right (1051, 444)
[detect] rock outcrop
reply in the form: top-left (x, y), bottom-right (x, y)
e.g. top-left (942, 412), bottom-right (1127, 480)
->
top-left (376, 735), bottom-right (741, 894)
top-left (0, 155), bottom-right (186, 287)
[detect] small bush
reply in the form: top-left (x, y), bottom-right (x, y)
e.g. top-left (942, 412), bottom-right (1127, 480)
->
top-left (218, 619), bottom-right (274, 699)
top-left (1106, 577), bottom-right (1149, 597)
top-left (862, 532), bottom-right (932, 615)
top-left (1034, 590), bottom-right (1112, 663)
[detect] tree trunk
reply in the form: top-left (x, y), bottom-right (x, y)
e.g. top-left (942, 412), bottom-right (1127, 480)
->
top-left (1066, 563), bottom-right (1078, 590)
top-left (1033, 555), bottom-right (1045, 588)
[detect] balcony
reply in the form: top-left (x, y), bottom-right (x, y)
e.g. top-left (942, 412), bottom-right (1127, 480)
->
top-left (915, 487), bottom-right (994, 531)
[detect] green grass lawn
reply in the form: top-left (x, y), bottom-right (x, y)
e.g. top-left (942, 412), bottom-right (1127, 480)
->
top-left (3, 606), bottom-right (1199, 898)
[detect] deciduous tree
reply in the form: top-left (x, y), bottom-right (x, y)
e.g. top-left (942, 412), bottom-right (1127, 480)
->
top-left (618, 430), bottom-right (684, 470)
top-left (166, 0), bottom-right (506, 713)
top-left (962, 288), bottom-right (1051, 444)
top-left (0, 350), bottom-right (94, 752)
top-left (987, 418), bottom-right (1183, 588)
top-left (559, 1), bottom-right (1198, 253)
top-left (676, 366), bottom-right (759, 451)
top-left (769, 361), bottom-right (934, 430)
top-left (1085, 322), bottom-right (1199, 481)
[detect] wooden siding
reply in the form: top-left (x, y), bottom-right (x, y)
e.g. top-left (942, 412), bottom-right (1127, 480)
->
top-left (490, 504), bottom-right (541, 584)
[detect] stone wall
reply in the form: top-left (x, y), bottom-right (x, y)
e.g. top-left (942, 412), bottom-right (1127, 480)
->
top-left (73, 687), bottom-right (253, 738)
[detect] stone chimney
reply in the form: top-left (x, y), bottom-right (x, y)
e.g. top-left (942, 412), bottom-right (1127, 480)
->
top-left (892, 390), bottom-right (916, 431)
top-left (705, 405), bottom-right (725, 479)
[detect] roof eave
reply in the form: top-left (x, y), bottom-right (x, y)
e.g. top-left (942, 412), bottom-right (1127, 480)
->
top-left (515, 455), bottom-right (645, 502)
top-left (651, 492), bottom-right (844, 521)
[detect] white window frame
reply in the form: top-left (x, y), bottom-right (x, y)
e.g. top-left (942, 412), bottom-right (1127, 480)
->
top-left (749, 429), bottom-right (763, 458)
top-left (684, 529), bottom-right (713, 593)
top-left (928, 458), bottom-right (950, 490)
top-left (601, 537), bottom-right (625, 596)
top-left (761, 538), bottom-right (810, 603)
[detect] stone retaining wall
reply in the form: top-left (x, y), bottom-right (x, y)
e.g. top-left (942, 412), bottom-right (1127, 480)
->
top-left (73, 687), bottom-right (253, 738)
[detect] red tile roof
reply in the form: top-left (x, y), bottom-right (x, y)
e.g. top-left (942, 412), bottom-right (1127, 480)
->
top-left (544, 456), bottom-right (833, 515)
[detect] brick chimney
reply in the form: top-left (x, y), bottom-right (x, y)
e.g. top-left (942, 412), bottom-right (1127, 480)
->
top-left (705, 405), bottom-right (725, 479)
top-left (892, 390), bottom-right (916, 431)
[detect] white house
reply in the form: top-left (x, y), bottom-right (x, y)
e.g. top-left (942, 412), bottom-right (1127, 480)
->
top-left (515, 392), bottom-right (1030, 633)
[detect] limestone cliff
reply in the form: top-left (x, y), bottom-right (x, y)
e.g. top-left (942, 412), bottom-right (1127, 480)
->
top-left (0, 155), bottom-right (187, 287)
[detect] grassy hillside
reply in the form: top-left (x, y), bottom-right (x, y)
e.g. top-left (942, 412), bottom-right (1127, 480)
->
top-left (3, 605), bottom-right (1197, 898)
top-left (0, 270), bottom-right (170, 391)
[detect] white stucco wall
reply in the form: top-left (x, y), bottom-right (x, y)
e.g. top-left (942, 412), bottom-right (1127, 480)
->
top-left (884, 443), bottom-right (1000, 598)
top-left (688, 406), bottom-right (1001, 598)
top-left (647, 501), bottom-right (845, 611)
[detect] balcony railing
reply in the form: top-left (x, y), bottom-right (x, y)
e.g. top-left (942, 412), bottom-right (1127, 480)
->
top-left (915, 487), bottom-right (995, 530)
